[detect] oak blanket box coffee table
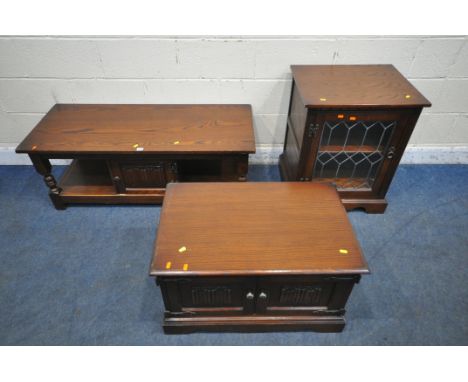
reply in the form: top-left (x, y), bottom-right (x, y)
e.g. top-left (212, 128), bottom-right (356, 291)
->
top-left (150, 182), bottom-right (369, 334)
top-left (16, 104), bottom-right (255, 209)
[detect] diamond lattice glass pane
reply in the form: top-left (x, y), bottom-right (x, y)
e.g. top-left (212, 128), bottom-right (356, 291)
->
top-left (313, 119), bottom-right (396, 190)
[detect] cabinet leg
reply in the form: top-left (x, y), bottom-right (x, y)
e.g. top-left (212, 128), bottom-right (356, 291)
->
top-left (341, 199), bottom-right (387, 214)
top-left (278, 154), bottom-right (295, 181)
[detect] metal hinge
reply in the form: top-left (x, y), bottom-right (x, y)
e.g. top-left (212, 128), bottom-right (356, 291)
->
top-left (308, 123), bottom-right (320, 138)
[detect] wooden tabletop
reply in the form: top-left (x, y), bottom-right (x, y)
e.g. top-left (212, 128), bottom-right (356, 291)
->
top-left (291, 65), bottom-right (431, 109)
top-left (150, 182), bottom-right (369, 276)
top-left (16, 104), bottom-right (255, 155)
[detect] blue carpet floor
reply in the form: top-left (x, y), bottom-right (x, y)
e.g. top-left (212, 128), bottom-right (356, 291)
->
top-left (0, 164), bottom-right (467, 345)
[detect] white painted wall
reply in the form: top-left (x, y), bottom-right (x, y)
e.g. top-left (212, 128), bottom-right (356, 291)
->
top-left (1, 36), bottom-right (467, 163)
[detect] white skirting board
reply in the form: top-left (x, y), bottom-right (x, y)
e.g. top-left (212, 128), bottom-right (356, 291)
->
top-left (1, 145), bottom-right (468, 165)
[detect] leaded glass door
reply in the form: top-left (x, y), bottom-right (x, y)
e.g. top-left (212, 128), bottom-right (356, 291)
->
top-left (310, 111), bottom-right (399, 192)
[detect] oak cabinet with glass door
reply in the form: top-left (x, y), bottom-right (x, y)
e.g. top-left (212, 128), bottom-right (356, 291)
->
top-left (279, 65), bottom-right (431, 213)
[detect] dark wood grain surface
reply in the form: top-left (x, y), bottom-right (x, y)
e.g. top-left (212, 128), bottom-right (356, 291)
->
top-left (16, 104), bottom-right (255, 155)
top-left (291, 65), bottom-right (431, 109)
top-left (151, 182), bottom-right (369, 276)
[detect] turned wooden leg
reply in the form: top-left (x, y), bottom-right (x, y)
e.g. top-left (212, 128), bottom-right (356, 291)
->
top-left (29, 154), bottom-right (66, 210)
top-left (44, 174), bottom-right (65, 210)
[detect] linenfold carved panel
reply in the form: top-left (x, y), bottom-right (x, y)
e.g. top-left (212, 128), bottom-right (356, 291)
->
top-left (191, 287), bottom-right (232, 306)
top-left (121, 163), bottom-right (167, 188)
top-left (279, 286), bottom-right (322, 305)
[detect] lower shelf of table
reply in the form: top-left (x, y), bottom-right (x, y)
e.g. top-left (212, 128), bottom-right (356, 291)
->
top-left (163, 314), bottom-right (346, 334)
top-left (57, 159), bottom-right (166, 206)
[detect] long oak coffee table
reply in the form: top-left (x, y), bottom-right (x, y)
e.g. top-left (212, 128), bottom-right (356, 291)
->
top-left (150, 182), bottom-right (369, 333)
top-left (16, 104), bottom-right (255, 209)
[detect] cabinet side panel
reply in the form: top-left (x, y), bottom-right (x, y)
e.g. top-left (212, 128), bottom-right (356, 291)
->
top-left (282, 127), bottom-right (301, 179)
top-left (328, 278), bottom-right (359, 310)
top-left (289, 85), bottom-right (308, 149)
top-left (374, 108), bottom-right (423, 198)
